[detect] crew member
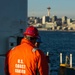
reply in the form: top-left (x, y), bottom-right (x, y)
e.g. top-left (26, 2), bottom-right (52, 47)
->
top-left (5, 26), bottom-right (49, 75)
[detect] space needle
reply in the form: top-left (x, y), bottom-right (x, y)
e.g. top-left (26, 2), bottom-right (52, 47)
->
top-left (47, 6), bottom-right (51, 17)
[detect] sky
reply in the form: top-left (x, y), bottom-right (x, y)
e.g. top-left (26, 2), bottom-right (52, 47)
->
top-left (28, 0), bottom-right (75, 19)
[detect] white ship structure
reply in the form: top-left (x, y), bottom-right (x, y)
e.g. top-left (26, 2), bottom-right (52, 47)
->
top-left (0, 0), bottom-right (27, 75)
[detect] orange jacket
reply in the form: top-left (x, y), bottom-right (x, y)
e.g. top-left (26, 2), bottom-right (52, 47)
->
top-left (5, 38), bottom-right (49, 75)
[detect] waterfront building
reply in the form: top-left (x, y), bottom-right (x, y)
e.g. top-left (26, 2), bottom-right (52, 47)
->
top-left (62, 16), bottom-right (67, 24)
top-left (67, 21), bottom-right (75, 30)
top-left (52, 15), bottom-right (57, 23)
top-left (67, 18), bottom-right (73, 25)
top-left (42, 16), bottom-right (50, 24)
top-left (34, 17), bottom-right (42, 24)
top-left (45, 22), bottom-right (57, 30)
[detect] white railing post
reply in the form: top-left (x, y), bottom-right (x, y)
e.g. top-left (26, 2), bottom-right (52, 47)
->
top-left (60, 53), bottom-right (62, 64)
top-left (70, 54), bottom-right (72, 68)
top-left (46, 52), bottom-right (50, 75)
top-left (47, 52), bottom-right (49, 56)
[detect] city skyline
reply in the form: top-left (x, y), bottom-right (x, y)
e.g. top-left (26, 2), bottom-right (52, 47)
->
top-left (28, 0), bottom-right (75, 19)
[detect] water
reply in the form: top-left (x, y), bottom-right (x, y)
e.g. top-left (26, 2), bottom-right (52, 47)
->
top-left (1, 31), bottom-right (75, 75)
top-left (39, 31), bottom-right (75, 75)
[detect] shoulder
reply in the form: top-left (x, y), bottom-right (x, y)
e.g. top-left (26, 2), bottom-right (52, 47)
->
top-left (10, 46), bottom-right (16, 52)
top-left (11, 47), bottom-right (15, 50)
top-left (32, 48), bottom-right (38, 52)
top-left (32, 47), bottom-right (42, 52)
top-left (8, 47), bottom-right (16, 55)
top-left (32, 48), bottom-right (45, 56)
top-left (6, 47), bottom-right (15, 54)
top-left (32, 48), bottom-right (41, 56)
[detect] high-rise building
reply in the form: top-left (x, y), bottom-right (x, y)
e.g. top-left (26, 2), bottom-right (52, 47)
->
top-left (42, 16), bottom-right (50, 24)
top-left (67, 19), bottom-right (73, 25)
top-left (62, 16), bottom-right (67, 24)
top-left (52, 15), bottom-right (57, 22)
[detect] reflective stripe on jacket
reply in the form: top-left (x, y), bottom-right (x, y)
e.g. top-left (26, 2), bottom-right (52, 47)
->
top-left (6, 38), bottom-right (49, 75)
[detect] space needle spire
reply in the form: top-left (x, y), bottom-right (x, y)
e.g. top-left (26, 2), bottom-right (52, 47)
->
top-left (47, 6), bottom-right (51, 17)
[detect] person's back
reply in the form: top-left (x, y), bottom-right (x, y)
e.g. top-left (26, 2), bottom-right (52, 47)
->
top-left (5, 26), bottom-right (49, 75)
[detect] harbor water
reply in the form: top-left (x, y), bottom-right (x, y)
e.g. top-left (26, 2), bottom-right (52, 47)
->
top-left (1, 31), bottom-right (75, 75)
top-left (39, 31), bottom-right (75, 75)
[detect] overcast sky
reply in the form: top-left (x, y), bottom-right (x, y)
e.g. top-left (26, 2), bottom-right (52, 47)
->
top-left (28, 0), bottom-right (75, 19)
